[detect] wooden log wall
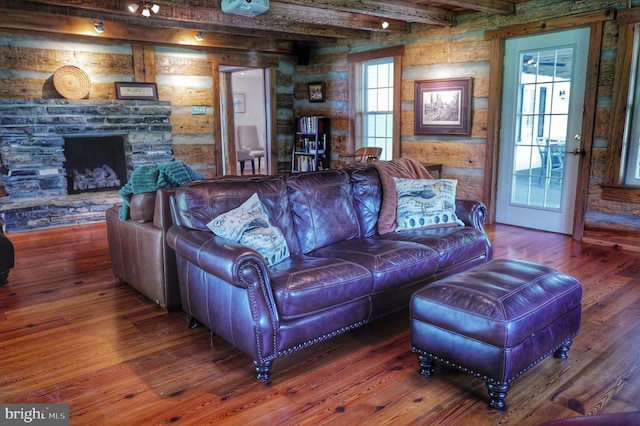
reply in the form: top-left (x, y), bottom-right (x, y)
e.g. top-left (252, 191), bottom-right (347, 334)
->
top-left (3, 0), bottom-right (640, 240)
top-left (0, 32), bottom-right (296, 180)
top-left (154, 46), bottom-right (216, 178)
top-left (293, 0), bottom-right (640, 235)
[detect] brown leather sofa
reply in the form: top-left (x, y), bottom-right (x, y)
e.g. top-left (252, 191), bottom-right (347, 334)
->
top-left (105, 188), bottom-right (181, 310)
top-left (167, 166), bottom-right (493, 379)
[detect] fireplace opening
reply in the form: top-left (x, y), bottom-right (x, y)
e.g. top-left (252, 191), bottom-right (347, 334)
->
top-left (64, 135), bottom-right (127, 194)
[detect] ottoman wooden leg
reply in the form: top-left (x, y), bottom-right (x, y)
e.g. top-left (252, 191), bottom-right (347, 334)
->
top-left (416, 352), bottom-right (435, 376)
top-left (487, 382), bottom-right (509, 410)
top-left (553, 338), bottom-right (573, 359)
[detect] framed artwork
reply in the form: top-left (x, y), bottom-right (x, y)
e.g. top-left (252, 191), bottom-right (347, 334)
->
top-left (414, 77), bottom-right (472, 135)
top-left (233, 93), bottom-right (246, 113)
top-left (308, 81), bottom-right (325, 102)
top-left (114, 82), bottom-right (158, 101)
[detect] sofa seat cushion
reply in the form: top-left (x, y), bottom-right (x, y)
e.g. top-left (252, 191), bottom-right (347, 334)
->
top-left (378, 226), bottom-right (488, 270)
top-left (312, 239), bottom-right (439, 292)
top-left (269, 255), bottom-right (372, 320)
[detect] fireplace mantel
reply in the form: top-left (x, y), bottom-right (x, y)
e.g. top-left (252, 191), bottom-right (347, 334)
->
top-left (0, 98), bottom-right (173, 232)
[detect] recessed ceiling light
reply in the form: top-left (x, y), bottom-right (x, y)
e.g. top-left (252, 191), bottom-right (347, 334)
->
top-left (195, 32), bottom-right (204, 42)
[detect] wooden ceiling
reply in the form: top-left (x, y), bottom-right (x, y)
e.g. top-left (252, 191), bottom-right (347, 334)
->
top-left (0, 0), bottom-right (528, 53)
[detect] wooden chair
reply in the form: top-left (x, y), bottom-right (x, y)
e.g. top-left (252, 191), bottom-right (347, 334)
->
top-left (236, 149), bottom-right (256, 175)
top-left (338, 147), bottom-right (383, 168)
top-left (237, 125), bottom-right (265, 171)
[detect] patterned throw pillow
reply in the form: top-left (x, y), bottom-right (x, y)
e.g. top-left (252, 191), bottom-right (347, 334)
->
top-left (393, 178), bottom-right (464, 232)
top-left (207, 193), bottom-right (290, 266)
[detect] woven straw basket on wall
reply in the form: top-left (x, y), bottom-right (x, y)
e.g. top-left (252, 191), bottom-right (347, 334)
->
top-left (53, 65), bottom-right (91, 100)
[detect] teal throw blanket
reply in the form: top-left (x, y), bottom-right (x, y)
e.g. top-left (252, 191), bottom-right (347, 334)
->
top-left (118, 161), bottom-right (202, 220)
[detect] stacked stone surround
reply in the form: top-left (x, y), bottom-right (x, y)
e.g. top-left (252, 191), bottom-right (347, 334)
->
top-left (0, 98), bottom-right (173, 232)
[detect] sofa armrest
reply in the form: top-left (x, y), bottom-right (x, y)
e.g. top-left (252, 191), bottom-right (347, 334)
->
top-left (455, 199), bottom-right (488, 232)
top-left (166, 225), bottom-right (270, 287)
top-left (166, 225), bottom-right (280, 362)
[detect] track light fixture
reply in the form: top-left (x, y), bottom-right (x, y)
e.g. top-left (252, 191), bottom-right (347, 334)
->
top-left (380, 18), bottom-right (389, 30)
top-left (128, 2), bottom-right (159, 17)
top-left (93, 21), bottom-right (104, 33)
top-left (195, 32), bottom-right (204, 42)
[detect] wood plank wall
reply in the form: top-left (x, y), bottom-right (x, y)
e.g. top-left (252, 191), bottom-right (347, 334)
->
top-left (154, 46), bottom-right (216, 178)
top-left (0, 33), bottom-right (296, 179)
top-left (293, 0), bottom-right (640, 233)
top-left (2, 0), bottom-right (640, 241)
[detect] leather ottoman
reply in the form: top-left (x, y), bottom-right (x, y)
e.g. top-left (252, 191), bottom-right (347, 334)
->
top-left (410, 258), bottom-right (582, 409)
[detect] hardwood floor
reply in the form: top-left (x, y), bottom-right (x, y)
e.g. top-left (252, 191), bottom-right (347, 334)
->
top-left (1, 222), bottom-right (639, 425)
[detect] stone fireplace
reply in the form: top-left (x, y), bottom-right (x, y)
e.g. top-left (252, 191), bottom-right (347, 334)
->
top-left (0, 98), bottom-right (174, 232)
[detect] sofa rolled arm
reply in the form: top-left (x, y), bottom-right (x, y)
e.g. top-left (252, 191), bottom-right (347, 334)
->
top-left (166, 225), bottom-right (270, 287)
top-left (455, 199), bottom-right (488, 232)
top-left (167, 225), bottom-right (281, 371)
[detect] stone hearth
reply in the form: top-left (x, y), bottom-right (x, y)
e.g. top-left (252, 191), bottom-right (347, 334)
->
top-left (0, 98), bottom-right (173, 233)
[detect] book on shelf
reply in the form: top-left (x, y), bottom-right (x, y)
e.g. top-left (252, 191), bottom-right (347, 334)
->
top-left (297, 116), bottom-right (326, 134)
top-left (295, 136), bottom-right (323, 153)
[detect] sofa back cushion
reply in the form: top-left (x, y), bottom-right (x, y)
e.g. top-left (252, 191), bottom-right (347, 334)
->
top-left (349, 166), bottom-right (382, 237)
top-left (172, 176), bottom-right (300, 255)
top-left (285, 169), bottom-right (361, 253)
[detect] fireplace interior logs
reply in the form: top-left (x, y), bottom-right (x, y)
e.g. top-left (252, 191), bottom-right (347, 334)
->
top-left (64, 135), bottom-right (126, 194)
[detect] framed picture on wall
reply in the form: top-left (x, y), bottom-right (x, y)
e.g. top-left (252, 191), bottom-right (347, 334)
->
top-left (308, 82), bottom-right (325, 102)
top-left (114, 82), bottom-right (158, 101)
top-left (233, 93), bottom-right (246, 113)
top-left (414, 77), bottom-right (472, 135)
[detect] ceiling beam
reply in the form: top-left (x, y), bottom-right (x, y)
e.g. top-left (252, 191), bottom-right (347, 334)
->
top-left (437, 0), bottom-right (514, 15)
top-left (272, 0), bottom-right (456, 26)
top-left (265, 2), bottom-right (409, 32)
top-left (0, 8), bottom-right (298, 53)
top-left (15, 0), bottom-right (398, 38)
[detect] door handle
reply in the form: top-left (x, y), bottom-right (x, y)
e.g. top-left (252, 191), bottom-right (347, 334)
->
top-left (565, 148), bottom-right (586, 156)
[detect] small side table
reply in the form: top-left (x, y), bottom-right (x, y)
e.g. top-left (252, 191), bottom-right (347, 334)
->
top-left (423, 163), bottom-right (443, 178)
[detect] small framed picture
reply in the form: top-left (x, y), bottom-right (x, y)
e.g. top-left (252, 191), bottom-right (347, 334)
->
top-left (308, 81), bottom-right (325, 103)
top-left (414, 77), bottom-right (472, 135)
top-left (115, 82), bottom-right (158, 101)
top-left (233, 93), bottom-right (246, 113)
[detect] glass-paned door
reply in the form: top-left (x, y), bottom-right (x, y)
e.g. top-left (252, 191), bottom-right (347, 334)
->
top-left (496, 27), bottom-right (589, 234)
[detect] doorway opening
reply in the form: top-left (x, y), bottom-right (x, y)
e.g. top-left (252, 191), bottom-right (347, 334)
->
top-left (220, 67), bottom-right (271, 176)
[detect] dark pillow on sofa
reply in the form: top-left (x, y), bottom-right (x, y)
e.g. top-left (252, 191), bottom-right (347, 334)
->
top-left (129, 192), bottom-right (157, 223)
top-left (286, 170), bottom-right (361, 253)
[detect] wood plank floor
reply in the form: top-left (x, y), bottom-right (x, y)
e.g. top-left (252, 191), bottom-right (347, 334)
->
top-left (1, 222), bottom-right (639, 425)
